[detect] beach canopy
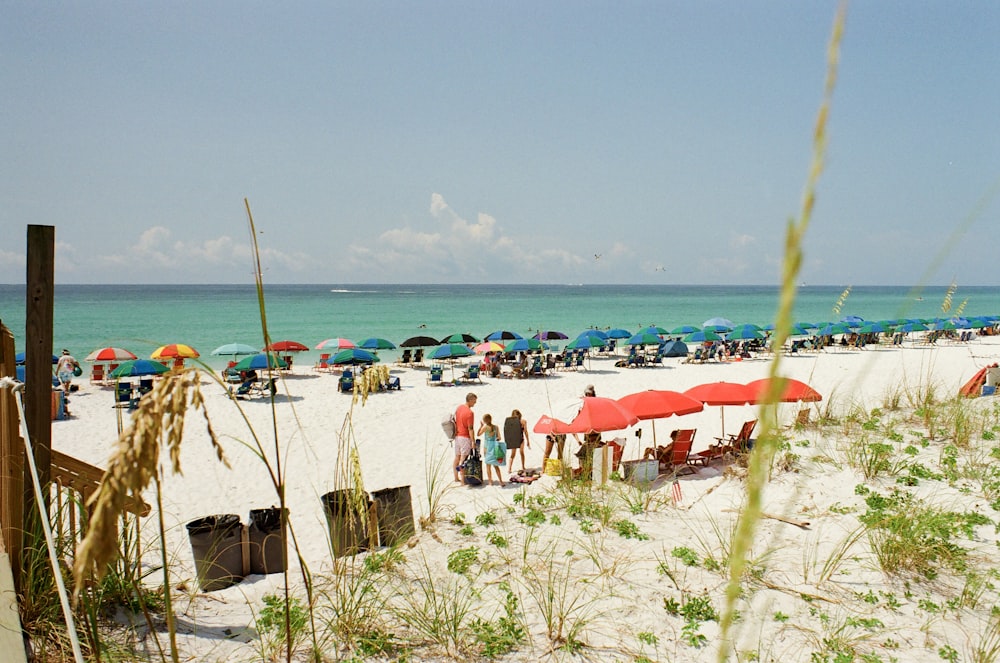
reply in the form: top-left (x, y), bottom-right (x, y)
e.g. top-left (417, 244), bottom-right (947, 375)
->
top-left (85, 347), bottom-right (137, 362)
top-left (327, 349), bottom-right (379, 365)
top-left (315, 338), bottom-right (356, 350)
top-left (399, 335), bottom-right (439, 348)
top-left (657, 340), bottom-right (689, 357)
top-left (210, 343), bottom-right (260, 357)
top-left (150, 343), bottom-right (200, 360)
top-left (234, 353), bottom-right (288, 371)
top-left (109, 359), bottom-right (170, 378)
top-left (746, 377), bottom-right (822, 404)
top-left (264, 340), bottom-right (310, 352)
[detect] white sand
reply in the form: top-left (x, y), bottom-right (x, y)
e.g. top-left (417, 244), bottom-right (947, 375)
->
top-left (53, 336), bottom-right (1000, 661)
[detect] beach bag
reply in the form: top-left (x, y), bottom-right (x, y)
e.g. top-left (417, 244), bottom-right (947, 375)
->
top-left (544, 458), bottom-right (562, 476)
top-left (72, 364), bottom-right (82, 377)
top-left (463, 447), bottom-right (483, 486)
top-left (442, 411), bottom-right (456, 440)
top-left (495, 441), bottom-right (507, 462)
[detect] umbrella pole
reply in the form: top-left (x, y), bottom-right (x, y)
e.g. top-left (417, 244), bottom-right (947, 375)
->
top-left (720, 407), bottom-right (726, 438)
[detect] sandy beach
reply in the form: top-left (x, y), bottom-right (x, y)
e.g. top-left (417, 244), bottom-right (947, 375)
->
top-left (53, 335), bottom-right (1000, 661)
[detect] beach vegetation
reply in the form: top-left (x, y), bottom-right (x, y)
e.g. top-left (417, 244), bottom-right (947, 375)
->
top-left (255, 593), bottom-right (309, 661)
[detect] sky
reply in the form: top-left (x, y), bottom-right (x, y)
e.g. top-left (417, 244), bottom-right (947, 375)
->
top-left (2, 2), bottom-right (998, 286)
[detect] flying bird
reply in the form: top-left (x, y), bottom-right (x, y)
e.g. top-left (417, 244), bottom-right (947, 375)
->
top-left (594, 253), bottom-right (602, 260)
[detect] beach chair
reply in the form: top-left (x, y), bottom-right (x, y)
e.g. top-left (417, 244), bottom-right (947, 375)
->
top-left (232, 379), bottom-right (255, 399)
top-left (662, 429), bottom-right (696, 474)
top-left (427, 365), bottom-right (444, 385)
top-left (253, 377), bottom-right (278, 397)
top-left (413, 349), bottom-right (424, 365)
top-left (337, 374), bottom-right (354, 393)
top-left (90, 364), bottom-right (106, 385)
top-left (712, 419), bottom-right (757, 456)
top-left (114, 382), bottom-right (135, 409)
top-left (574, 351), bottom-right (586, 369)
top-left (561, 354), bottom-right (574, 371)
top-left (459, 364), bottom-right (482, 383)
top-left (530, 356), bottom-right (544, 377)
top-left (384, 375), bottom-right (401, 390)
top-left (397, 349), bottom-right (412, 366)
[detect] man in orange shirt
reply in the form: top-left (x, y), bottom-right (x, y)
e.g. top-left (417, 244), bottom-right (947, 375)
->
top-left (453, 392), bottom-right (477, 482)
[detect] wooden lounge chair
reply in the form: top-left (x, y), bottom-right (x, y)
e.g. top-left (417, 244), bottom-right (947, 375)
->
top-left (662, 429), bottom-right (696, 474)
top-left (712, 419), bottom-right (757, 456)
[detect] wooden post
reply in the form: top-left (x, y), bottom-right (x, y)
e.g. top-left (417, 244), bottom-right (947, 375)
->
top-left (0, 323), bottom-right (23, 590)
top-left (24, 226), bottom-right (54, 526)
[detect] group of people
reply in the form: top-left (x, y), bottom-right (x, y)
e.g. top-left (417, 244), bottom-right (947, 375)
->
top-left (451, 393), bottom-right (532, 487)
top-left (453, 384), bottom-right (614, 485)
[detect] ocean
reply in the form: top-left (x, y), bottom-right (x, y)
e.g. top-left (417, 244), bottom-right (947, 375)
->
top-left (2, 284), bottom-right (999, 369)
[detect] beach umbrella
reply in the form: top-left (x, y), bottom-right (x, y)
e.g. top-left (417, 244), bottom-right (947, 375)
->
top-left (606, 328), bottom-right (633, 340)
top-left (702, 317), bottom-right (735, 332)
top-left (565, 335), bottom-right (606, 350)
top-left (638, 325), bottom-right (668, 336)
top-left (897, 322), bottom-right (928, 333)
top-left (817, 323), bottom-right (849, 336)
top-left (670, 325), bottom-right (700, 335)
top-left (109, 359), bottom-right (170, 379)
top-left (264, 340), bottom-right (310, 353)
top-left (399, 335), bottom-right (439, 348)
top-left (577, 329), bottom-right (609, 341)
top-left (328, 349), bottom-right (378, 366)
top-left (626, 331), bottom-right (663, 346)
top-left (533, 330), bottom-right (569, 341)
top-left (210, 343), bottom-right (260, 357)
top-left (504, 338), bottom-right (545, 353)
top-left (234, 353), bottom-right (288, 371)
top-left (617, 389), bottom-right (704, 444)
top-left (746, 377), bottom-right (822, 404)
top-left (858, 322), bottom-right (886, 334)
top-left (840, 315), bottom-right (865, 328)
top-left (795, 322), bottom-right (818, 330)
top-left (429, 343), bottom-right (475, 360)
top-left (485, 330), bottom-right (523, 341)
top-left (684, 381), bottom-right (756, 437)
top-left (316, 338), bottom-right (357, 350)
top-left (440, 332), bottom-right (478, 344)
top-left (84, 347), bottom-right (138, 362)
top-left (726, 325), bottom-right (764, 341)
top-left (150, 343), bottom-right (200, 360)
top-left (358, 337), bottom-right (396, 350)
top-left (327, 349), bottom-right (378, 366)
top-left (14, 352), bottom-right (59, 365)
top-left (474, 341), bottom-right (506, 354)
top-left (532, 414), bottom-right (571, 435)
top-left (683, 329), bottom-right (723, 343)
top-left (559, 397), bottom-right (639, 434)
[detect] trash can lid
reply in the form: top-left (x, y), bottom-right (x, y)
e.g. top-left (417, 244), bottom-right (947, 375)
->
top-left (186, 513), bottom-right (241, 536)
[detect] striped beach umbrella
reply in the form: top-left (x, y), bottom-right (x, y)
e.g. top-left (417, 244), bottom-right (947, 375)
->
top-left (85, 347), bottom-right (138, 362)
top-left (151, 343), bottom-right (200, 359)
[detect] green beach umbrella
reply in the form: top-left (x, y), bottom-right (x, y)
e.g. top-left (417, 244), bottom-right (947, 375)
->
top-left (109, 359), bottom-right (170, 378)
top-left (234, 353), bottom-right (288, 371)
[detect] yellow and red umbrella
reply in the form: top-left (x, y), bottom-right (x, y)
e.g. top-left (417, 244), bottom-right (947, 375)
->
top-left (150, 343), bottom-right (200, 360)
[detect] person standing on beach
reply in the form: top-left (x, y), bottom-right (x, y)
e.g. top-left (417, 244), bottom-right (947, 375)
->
top-left (453, 392), bottom-right (477, 483)
top-left (504, 409), bottom-right (530, 473)
top-left (55, 349), bottom-right (79, 391)
top-left (478, 413), bottom-right (505, 487)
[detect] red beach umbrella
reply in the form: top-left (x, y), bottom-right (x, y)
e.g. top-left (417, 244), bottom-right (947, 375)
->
top-left (84, 347), bottom-right (138, 363)
top-left (560, 397), bottom-right (639, 434)
top-left (616, 389), bottom-right (704, 445)
top-left (746, 377), bottom-right (822, 404)
top-left (683, 381), bottom-right (756, 437)
top-left (532, 414), bottom-right (571, 435)
top-left (264, 340), bottom-right (310, 353)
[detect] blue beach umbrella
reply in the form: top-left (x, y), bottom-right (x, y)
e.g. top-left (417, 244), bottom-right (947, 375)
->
top-left (638, 325), bottom-right (668, 336)
top-left (670, 325), bottom-right (700, 335)
top-left (14, 352), bottom-right (59, 365)
top-left (504, 338), bottom-right (545, 353)
top-left (327, 349), bottom-right (379, 366)
top-left (795, 322), bottom-right (818, 330)
top-left (429, 343), bottom-right (475, 360)
top-left (858, 322), bottom-right (886, 334)
top-left (235, 353), bottom-right (289, 371)
top-left (210, 343), bottom-right (260, 357)
top-left (358, 337), bottom-right (396, 350)
top-left (897, 322), bottom-right (928, 333)
top-left (606, 328), bottom-right (633, 339)
top-left (702, 317), bottom-right (735, 332)
top-left (840, 315), bottom-right (865, 328)
top-left (576, 329), bottom-right (609, 342)
top-left (817, 323), bottom-right (849, 336)
top-left (109, 359), bottom-right (171, 379)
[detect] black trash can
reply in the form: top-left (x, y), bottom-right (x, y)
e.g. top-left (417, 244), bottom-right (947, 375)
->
top-left (371, 486), bottom-right (415, 548)
top-left (321, 490), bottom-right (371, 558)
top-left (186, 514), bottom-right (244, 591)
top-left (248, 507), bottom-right (287, 575)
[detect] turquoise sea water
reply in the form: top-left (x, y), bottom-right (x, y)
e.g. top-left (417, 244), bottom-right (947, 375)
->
top-left (2, 284), bottom-right (999, 369)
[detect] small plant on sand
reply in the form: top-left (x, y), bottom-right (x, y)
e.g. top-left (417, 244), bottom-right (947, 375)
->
top-left (672, 546), bottom-right (701, 567)
top-left (256, 593), bottom-right (309, 661)
top-left (612, 518), bottom-right (649, 540)
top-left (447, 547), bottom-right (480, 575)
top-left (469, 581), bottom-right (526, 658)
top-left (663, 593), bottom-right (718, 648)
